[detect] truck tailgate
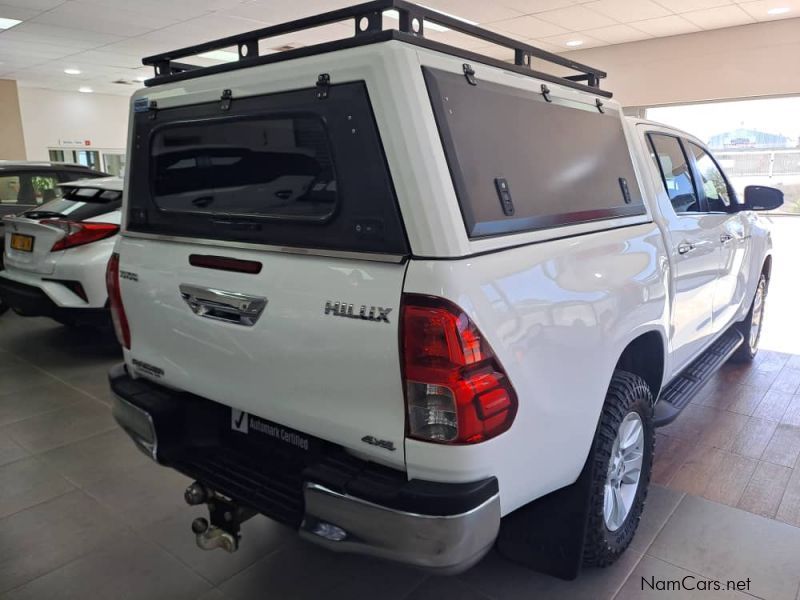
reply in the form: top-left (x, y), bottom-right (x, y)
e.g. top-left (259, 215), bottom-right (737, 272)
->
top-left (117, 237), bottom-right (408, 468)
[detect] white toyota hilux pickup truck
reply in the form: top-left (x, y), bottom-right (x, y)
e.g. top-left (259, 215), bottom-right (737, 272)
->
top-left (108, 0), bottom-right (782, 580)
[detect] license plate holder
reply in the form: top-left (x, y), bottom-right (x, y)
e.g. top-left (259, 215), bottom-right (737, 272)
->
top-left (10, 233), bottom-right (34, 252)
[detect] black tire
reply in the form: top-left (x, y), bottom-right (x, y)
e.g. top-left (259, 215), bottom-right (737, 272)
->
top-left (582, 370), bottom-right (654, 567)
top-left (0, 299), bottom-right (8, 316)
top-left (731, 273), bottom-right (767, 363)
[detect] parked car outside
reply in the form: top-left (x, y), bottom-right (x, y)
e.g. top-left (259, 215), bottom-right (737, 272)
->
top-left (0, 177), bottom-right (122, 327)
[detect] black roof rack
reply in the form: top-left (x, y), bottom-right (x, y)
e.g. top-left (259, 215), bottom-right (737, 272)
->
top-left (142, 0), bottom-right (611, 98)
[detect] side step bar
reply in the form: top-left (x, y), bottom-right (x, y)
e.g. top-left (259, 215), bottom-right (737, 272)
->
top-left (654, 327), bottom-right (744, 427)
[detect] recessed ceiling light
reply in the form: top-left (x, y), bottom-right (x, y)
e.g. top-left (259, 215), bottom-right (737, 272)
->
top-left (198, 50), bottom-right (239, 62)
top-left (64, 68), bottom-right (81, 75)
top-left (383, 7), bottom-right (477, 33)
top-left (565, 39), bottom-right (584, 47)
top-left (78, 86), bottom-right (93, 93)
top-left (767, 6), bottom-right (790, 14)
top-left (0, 17), bottom-right (22, 29)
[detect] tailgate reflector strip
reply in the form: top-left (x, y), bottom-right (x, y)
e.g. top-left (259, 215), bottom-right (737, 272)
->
top-left (189, 255), bottom-right (263, 274)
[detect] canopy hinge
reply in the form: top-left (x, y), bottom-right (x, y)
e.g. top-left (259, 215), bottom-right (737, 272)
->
top-left (541, 84), bottom-right (552, 103)
top-left (220, 89), bottom-right (233, 111)
top-left (595, 98), bottom-right (605, 113)
top-left (316, 73), bottom-right (331, 99)
top-left (463, 63), bottom-right (476, 86)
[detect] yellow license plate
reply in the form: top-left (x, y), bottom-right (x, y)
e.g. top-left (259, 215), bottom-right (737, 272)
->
top-left (10, 233), bottom-right (34, 252)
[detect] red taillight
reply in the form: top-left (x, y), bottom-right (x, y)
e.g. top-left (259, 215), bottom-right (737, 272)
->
top-left (401, 294), bottom-right (517, 444)
top-left (106, 253), bottom-right (131, 349)
top-left (42, 219), bottom-right (119, 252)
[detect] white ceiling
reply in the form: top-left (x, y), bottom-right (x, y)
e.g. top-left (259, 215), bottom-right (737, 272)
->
top-left (0, 0), bottom-right (798, 95)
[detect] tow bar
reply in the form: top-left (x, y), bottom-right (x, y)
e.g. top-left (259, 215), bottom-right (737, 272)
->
top-left (184, 481), bottom-right (256, 552)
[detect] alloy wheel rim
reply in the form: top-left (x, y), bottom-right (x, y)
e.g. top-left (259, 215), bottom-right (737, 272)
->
top-left (750, 280), bottom-right (765, 353)
top-left (603, 412), bottom-right (644, 532)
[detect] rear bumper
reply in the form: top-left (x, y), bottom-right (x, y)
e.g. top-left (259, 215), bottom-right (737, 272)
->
top-left (109, 364), bottom-right (500, 573)
top-left (0, 275), bottom-right (109, 326)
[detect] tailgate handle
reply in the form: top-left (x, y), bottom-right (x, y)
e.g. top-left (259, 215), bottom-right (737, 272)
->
top-left (179, 284), bottom-right (267, 327)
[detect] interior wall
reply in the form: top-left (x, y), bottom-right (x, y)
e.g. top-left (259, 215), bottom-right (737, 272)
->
top-left (560, 17), bottom-right (800, 108)
top-left (0, 80), bottom-right (27, 160)
top-left (16, 87), bottom-right (129, 161)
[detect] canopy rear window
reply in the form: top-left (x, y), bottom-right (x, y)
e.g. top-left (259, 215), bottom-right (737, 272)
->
top-left (127, 82), bottom-right (407, 256)
top-left (423, 67), bottom-right (645, 238)
top-left (151, 116), bottom-right (336, 222)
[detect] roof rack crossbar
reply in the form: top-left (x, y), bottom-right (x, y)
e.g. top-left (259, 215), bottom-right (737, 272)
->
top-left (142, 0), bottom-right (608, 95)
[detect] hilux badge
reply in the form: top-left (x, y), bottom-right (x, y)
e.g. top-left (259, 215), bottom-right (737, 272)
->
top-left (324, 301), bottom-right (392, 323)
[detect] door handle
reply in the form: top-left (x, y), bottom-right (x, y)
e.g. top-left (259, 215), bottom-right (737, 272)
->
top-left (720, 233), bottom-right (733, 243)
top-left (677, 243), bottom-right (696, 255)
top-left (179, 284), bottom-right (267, 326)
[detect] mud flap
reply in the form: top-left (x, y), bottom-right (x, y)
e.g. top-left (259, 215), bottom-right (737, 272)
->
top-left (495, 453), bottom-right (595, 580)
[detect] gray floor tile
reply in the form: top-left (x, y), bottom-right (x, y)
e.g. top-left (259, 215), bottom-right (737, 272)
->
top-left (0, 382), bottom-right (88, 427)
top-left (4, 398), bottom-right (116, 453)
top-left (0, 353), bottom-right (28, 374)
top-left (460, 547), bottom-right (642, 600)
top-left (45, 359), bottom-right (121, 382)
top-left (648, 494), bottom-right (800, 600)
top-left (220, 539), bottom-right (419, 600)
top-left (616, 555), bottom-right (755, 599)
top-left (0, 430), bottom-right (28, 467)
top-left (326, 552), bottom-right (428, 600)
top-left (405, 577), bottom-right (490, 600)
top-left (83, 461), bottom-right (191, 527)
top-left (0, 365), bottom-right (56, 396)
top-left (195, 590), bottom-right (230, 600)
top-left (142, 509), bottom-right (292, 586)
top-left (0, 456), bottom-right (74, 519)
top-left (0, 490), bottom-right (124, 593)
top-left (3, 531), bottom-right (211, 600)
top-left (69, 377), bottom-right (115, 406)
top-left (39, 428), bottom-right (151, 487)
top-left (628, 484), bottom-right (684, 555)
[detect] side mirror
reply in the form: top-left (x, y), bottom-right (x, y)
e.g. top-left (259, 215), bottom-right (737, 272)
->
top-left (743, 185), bottom-right (784, 211)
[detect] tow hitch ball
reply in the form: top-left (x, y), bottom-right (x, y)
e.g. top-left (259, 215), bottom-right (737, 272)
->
top-left (184, 481), bottom-right (255, 553)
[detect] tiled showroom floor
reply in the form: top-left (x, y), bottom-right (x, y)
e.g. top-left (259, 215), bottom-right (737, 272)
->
top-left (1, 216), bottom-right (799, 600)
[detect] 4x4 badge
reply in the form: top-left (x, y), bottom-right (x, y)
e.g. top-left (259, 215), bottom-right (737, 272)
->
top-left (324, 301), bottom-right (392, 323)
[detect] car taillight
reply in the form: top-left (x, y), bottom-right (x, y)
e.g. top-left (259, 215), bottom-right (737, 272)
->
top-left (401, 294), bottom-right (517, 444)
top-left (42, 219), bottom-right (119, 252)
top-left (106, 253), bottom-right (131, 349)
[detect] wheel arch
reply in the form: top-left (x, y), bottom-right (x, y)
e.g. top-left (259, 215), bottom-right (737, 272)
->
top-left (762, 254), bottom-right (772, 282)
top-left (613, 330), bottom-right (665, 403)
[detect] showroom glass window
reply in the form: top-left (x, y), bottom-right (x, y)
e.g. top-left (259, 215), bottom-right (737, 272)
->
top-left (687, 142), bottom-right (735, 211)
top-left (0, 173), bottom-right (63, 206)
top-left (647, 134), bottom-right (700, 213)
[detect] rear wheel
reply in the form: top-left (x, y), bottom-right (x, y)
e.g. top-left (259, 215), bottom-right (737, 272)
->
top-left (731, 273), bottom-right (767, 363)
top-left (582, 371), bottom-right (654, 567)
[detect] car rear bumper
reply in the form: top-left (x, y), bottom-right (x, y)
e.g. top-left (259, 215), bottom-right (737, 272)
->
top-left (0, 275), bottom-right (109, 326)
top-left (109, 363), bottom-right (500, 573)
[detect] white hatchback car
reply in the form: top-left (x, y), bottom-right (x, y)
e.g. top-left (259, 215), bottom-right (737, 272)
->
top-left (0, 176), bottom-right (122, 327)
